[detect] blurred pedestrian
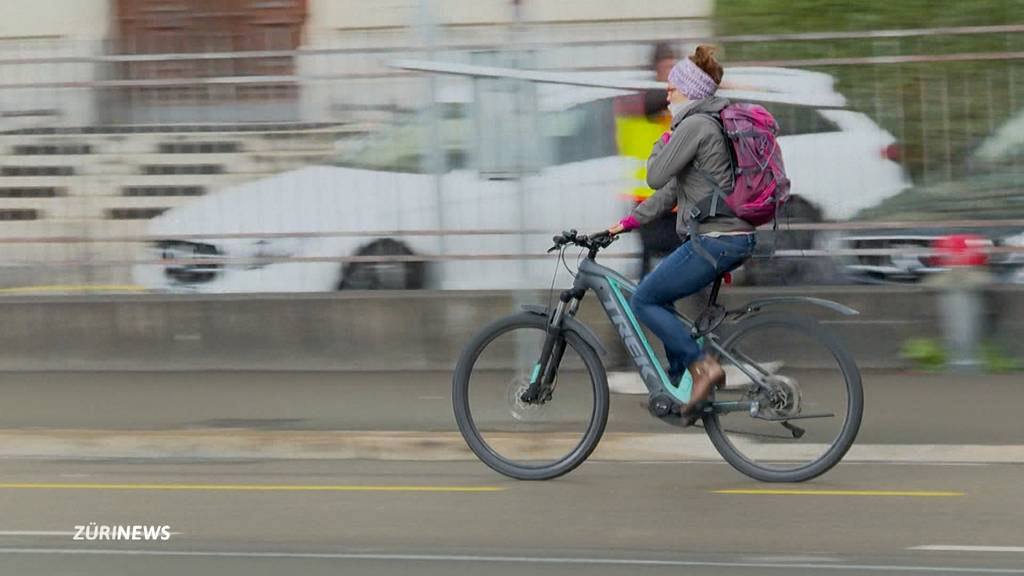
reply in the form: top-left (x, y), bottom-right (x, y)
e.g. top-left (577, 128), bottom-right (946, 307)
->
top-left (644, 42), bottom-right (677, 118)
top-left (637, 42), bottom-right (685, 277)
top-left (607, 42), bottom-right (680, 396)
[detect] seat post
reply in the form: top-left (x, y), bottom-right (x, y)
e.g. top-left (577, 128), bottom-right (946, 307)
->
top-left (707, 276), bottom-right (723, 307)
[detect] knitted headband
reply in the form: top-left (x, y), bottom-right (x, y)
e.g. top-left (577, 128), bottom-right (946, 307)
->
top-left (668, 57), bottom-right (718, 100)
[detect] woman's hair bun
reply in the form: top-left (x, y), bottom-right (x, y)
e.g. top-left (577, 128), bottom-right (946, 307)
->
top-left (690, 44), bottom-right (724, 85)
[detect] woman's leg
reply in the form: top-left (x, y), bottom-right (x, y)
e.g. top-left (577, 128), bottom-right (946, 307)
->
top-left (631, 234), bottom-right (757, 380)
top-left (631, 241), bottom-right (720, 379)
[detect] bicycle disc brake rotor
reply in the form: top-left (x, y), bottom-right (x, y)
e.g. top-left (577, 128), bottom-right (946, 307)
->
top-left (506, 377), bottom-right (550, 422)
top-left (760, 374), bottom-right (802, 419)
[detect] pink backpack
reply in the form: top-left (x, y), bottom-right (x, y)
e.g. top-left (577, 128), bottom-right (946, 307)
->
top-left (702, 104), bottom-right (790, 227)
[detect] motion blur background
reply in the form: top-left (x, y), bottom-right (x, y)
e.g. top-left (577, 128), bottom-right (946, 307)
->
top-left (0, 0), bottom-right (1022, 369)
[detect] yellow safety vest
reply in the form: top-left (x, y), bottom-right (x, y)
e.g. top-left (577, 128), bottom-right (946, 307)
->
top-left (614, 109), bottom-right (671, 202)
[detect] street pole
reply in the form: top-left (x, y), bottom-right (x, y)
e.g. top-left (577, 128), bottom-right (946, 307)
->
top-left (417, 0), bottom-right (446, 270)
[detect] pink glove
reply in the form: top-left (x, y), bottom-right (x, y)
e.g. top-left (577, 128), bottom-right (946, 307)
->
top-left (618, 215), bottom-right (640, 232)
top-left (660, 131), bottom-right (671, 144)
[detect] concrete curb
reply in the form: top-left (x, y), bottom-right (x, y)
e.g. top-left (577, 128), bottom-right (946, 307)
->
top-left (2, 429), bottom-right (1022, 464)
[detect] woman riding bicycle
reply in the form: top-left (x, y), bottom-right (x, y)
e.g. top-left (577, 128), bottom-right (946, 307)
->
top-left (607, 45), bottom-right (756, 417)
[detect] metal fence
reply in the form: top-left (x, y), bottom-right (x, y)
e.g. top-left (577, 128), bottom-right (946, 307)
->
top-left (0, 23), bottom-right (1023, 292)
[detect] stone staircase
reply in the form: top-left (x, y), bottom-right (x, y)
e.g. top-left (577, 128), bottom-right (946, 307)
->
top-left (0, 123), bottom-right (364, 288)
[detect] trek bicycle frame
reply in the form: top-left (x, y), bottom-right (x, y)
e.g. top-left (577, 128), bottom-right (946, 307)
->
top-left (520, 254), bottom-right (858, 418)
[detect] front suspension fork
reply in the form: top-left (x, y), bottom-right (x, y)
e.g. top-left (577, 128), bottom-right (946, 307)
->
top-left (520, 294), bottom-right (581, 404)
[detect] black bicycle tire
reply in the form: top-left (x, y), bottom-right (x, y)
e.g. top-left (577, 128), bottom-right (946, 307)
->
top-left (702, 311), bottom-right (863, 483)
top-left (452, 312), bottom-right (609, 480)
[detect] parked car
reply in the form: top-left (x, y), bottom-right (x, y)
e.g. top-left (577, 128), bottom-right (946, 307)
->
top-left (827, 225), bottom-right (1024, 284)
top-left (134, 85), bottom-right (638, 292)
top-left (134, 67), bottom-right (909, 293)
top-left (832, 107), bottom-right (1024, 284)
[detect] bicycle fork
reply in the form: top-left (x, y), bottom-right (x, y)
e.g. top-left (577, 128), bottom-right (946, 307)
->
top-left (520, 292), bottom-right (582, 404)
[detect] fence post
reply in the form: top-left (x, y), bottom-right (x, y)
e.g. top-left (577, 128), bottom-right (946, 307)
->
top-left (932, 235), bottom-right (991, 372)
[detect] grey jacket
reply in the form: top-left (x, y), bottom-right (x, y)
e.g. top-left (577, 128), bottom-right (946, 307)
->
top-left (630, 96), bottom-right (753, 237)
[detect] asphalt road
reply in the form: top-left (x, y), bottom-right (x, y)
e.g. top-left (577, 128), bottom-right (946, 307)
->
top-left (0, 370), bottom-right (1021, 574)
top-left (0, 460), bottom-right (1021, 575)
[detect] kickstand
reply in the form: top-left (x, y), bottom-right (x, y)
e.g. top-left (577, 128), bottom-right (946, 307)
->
top-left (780, 421), bottom-right (805, 439)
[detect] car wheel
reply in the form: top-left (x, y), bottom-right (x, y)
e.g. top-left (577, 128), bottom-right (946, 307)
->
top-left (337, 238), bottom-right (426, 290)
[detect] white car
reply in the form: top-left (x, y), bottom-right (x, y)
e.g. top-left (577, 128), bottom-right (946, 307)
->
top-left (134, 67), bottom-right (909, 292)
top-left (828, 106), bottom-right (1024, 284)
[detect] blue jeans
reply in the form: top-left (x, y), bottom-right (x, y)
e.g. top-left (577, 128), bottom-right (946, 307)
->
top-left (631, 234), bottom-right (756, 377)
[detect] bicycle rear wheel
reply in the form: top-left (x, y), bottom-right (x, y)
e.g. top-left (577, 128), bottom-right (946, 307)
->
top-left (452, 312), bottom-right (608, 480)
top-left (703, 311), bottom-right (863, 482)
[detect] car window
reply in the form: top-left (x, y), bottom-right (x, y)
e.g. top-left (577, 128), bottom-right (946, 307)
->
top-left (332, 107), bottom-right (470, 173)
top-left (545, 98), bottom-right (618, 165)
top-left (334, 99), bottom-right (620, 174)
top-left (761, 103), bottom-right (841, 136)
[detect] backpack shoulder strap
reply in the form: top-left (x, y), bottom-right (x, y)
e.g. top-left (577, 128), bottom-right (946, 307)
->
top-left (692, 112), bottom-right (737, 220)
top-left (699, 112), bottom-right (738, 179)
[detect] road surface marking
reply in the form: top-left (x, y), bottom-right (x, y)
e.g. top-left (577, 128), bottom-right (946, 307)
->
top-left (0, 483), bottom-right (503, 493)
top-left (0, 532), bottom-right (74, 537)
top-left (0, 531), bottom-right (184, 537)
top-left (0, 548), bottom-right (1022, 573)
top-left (911, 546), bottom-right (1024, 553)
top-left (714, 489), bottom-right (966, 497)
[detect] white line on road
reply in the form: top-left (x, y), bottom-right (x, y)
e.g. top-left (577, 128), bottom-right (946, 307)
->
top-left (590, 460), bottom-right (994, 467)
top-left (0, 548), bottom-right (1022, 573)
top-left (0, 532), bottom-right (184, 537)
top-left (912, 546), bottom-right (1024, 553)
top-left (0, 532), bottom-right (73, 537)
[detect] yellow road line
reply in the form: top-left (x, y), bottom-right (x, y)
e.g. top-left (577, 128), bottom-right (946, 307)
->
top-left (713, 489), bottom-right (965, 497)
top-left (0, 483), bottom-right (504, 493)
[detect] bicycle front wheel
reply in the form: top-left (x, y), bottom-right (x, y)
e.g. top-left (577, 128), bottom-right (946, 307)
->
top-left (452, 312), bottom-right (608, 480)
top-left (703, 311), bottom-right (863, 482)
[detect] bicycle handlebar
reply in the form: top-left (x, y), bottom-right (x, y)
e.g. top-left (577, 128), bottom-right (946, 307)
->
top-left (547, 229), bottom-right (619, 253)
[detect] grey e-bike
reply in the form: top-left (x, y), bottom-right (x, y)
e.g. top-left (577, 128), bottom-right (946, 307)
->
top-left (453, 230), bottom-right (863, 482)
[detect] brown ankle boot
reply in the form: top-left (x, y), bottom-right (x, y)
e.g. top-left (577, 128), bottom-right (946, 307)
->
top-left (683, 355), bottom-right (726, 417)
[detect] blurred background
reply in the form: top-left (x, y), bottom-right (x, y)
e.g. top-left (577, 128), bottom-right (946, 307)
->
top-left (0, 0), bottom-right (1022, 370)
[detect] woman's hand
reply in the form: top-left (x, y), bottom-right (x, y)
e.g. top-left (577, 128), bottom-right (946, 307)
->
top-left (612, 215), bottom-right (639, 235)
